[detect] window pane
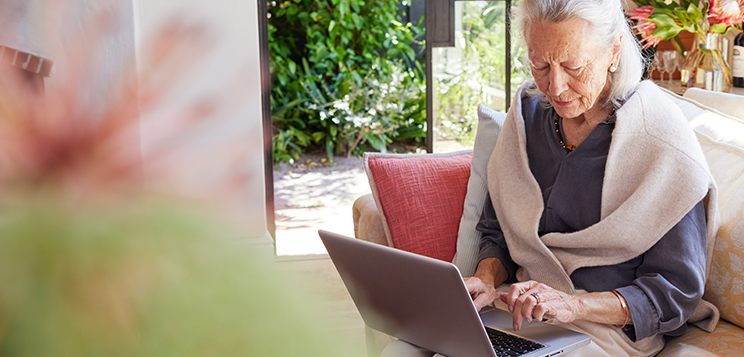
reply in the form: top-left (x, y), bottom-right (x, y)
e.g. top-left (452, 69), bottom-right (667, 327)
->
top-left (432, 1), bottom-right (523, 152)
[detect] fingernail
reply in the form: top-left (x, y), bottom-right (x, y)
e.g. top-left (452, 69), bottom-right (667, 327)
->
top-left (508, 305), bottom-right (513, 313)
top-left (513, 323), bottom-right (519, 331)
top-left (527, 316), bottom-right (532, 322)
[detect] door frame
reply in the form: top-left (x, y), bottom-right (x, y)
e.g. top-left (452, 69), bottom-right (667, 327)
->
top-left (258, 0), bottom-right (276, 240)
top-left (259, 0), bottom-right (513, 241)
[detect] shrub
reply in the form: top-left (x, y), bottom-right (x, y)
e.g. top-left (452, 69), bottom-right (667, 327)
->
top-left (305, 58), bottom-right (424, 158)
top-left (269, 0), bottom-right (425, 162)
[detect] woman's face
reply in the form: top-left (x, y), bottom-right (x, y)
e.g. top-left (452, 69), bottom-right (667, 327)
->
top-left (525, 18), bottom-right (618, 120)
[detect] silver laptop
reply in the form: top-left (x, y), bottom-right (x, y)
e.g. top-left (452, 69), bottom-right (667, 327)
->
top-left (318, 230), bottom-right (590, 357)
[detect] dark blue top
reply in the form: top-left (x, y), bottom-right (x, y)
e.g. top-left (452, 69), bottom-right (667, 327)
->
top-left (477, 95), bottom-right (708, 341)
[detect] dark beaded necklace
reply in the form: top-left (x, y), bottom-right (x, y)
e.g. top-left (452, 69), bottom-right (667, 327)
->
top-left (553, 113), bottom-right (575, 152)
top-left (553, 109), bottom-right (615, 153)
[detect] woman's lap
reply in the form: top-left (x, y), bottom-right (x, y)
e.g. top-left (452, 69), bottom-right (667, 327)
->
top-left (379, 319), bottom-right (664, 357)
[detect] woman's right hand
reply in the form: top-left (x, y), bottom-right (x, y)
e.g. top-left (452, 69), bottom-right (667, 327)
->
top-left (464, 257), bottom-right (508, 311)
top-left (464, 276), bottom-right (497, 310)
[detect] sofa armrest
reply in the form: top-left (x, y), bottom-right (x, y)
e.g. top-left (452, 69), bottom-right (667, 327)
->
top-left (352, 194), bottom-right (389, 247)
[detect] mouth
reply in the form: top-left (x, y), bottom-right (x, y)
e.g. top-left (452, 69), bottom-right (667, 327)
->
top-left (552, 98), bottom-right (575, 107)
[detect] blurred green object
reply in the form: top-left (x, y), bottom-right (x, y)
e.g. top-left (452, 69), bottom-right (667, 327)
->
top-left (0, 194), bottom-right (350, 356)
top-left (0, 6), bottom-right (352, 355)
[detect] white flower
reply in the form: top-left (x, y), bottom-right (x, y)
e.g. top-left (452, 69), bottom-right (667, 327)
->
top-left (720, 0), bottom-right (741, 16)
top-left (333, 101), bottom-right (349, 111)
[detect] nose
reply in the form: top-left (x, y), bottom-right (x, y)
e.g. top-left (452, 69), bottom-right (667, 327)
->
top-left (547, 68), bottom-right (569, 98)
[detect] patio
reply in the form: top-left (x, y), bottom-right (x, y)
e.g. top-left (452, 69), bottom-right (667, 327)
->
top-left (273, 154), bottom-right (370, 256)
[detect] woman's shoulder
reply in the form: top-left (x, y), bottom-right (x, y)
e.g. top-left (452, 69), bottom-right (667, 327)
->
top-left (617, 81), bottom-right (706, 166)
top-left (617, 81), bottom-right (687, 131)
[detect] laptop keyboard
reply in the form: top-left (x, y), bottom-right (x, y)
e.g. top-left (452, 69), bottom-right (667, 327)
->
top-left (486, 327), bottom-right (545, 357)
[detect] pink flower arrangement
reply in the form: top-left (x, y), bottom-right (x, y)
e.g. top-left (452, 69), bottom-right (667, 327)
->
top-left (630, 0), bottom-right (744, 52)
top-left (708, 0), bottom-right (744, 27)
top-left (629, 5), bottom-right (663, 49)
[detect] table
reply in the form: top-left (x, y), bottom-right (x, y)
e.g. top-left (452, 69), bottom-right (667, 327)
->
top-left (653, 79), bottom-right (744, 97)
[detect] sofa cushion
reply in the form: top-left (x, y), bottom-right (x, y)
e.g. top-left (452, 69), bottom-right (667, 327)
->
top-left (703, 166), bottom-right (744, 329)
top-left (670, 92), bottom-right (744, 329)
top-left (656, 320), bottom-right (744, 356)
top-left (453, 104), bottom-right (506, 277)
top-left (659, 87), bottom-right (743, 124)
top-left (684, 87), bottom-right (744, 121)
top-left (364, 151), bottom-right (472, 262)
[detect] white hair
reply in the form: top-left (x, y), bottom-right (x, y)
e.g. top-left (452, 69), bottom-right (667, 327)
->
top-left (515, 0), bottom-right (646, 108)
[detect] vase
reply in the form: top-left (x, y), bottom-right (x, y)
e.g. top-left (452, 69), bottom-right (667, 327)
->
top-left (680, 33), bottom-right (732, 92)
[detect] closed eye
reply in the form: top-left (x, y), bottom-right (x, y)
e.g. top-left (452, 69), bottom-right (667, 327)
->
top-left (564, 65), bottom-right (582, 75)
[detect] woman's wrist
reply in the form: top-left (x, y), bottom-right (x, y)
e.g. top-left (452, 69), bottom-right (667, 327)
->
top-left (576, 291), bottom-right (632, 327)
top-left (474, 257), bottom-right (508, 288)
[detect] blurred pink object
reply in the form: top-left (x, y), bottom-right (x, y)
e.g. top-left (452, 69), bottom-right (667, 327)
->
top-left (708, 0), bottom-right (744, 27)
top-left (629, 6), bottom-right (662, 49)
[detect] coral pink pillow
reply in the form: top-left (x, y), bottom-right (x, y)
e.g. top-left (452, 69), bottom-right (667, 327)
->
top-left (364, 151), bottom-right (473, 262)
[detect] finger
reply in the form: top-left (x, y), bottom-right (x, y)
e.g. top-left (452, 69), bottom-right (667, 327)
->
top-left (521, 293), bottom-right (539, 323)
top-left (473, 293), bottom-right (493, 311)
top-left (464, 278), bottom-right (483, 296)
top-left (532, 302), bottom-right (549, 322)
top-left (512, 305), bottom-right (524, 331)
top-left (505, 281), bottom-right (541, 313)
top-left (465, 283), bottom-right (478, 296)
top-left (512, 287), bottom-right (535, 314)
top-left (511, 290), bottom-right (532, 331)
top-left (505, 283), bottom-right (529, 313)
top-left (465, 278), bottom-right (495, 311)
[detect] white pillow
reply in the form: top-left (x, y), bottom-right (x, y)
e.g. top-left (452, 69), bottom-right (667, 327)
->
top-left (453, 104), bottom-right (506, 276)
top-left (683, 88), bottom-right (744, 121)
top-left (659, 86), bottom-right (744, 124)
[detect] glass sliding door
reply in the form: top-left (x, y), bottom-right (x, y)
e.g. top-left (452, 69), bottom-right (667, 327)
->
top-left (430, 0), bottom-right (524, 152)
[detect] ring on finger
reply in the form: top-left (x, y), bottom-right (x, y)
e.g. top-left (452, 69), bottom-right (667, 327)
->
top-left (531, 292), bottom-right (542, 304)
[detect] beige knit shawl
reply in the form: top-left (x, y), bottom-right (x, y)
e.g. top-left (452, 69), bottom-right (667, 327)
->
top-left (487, 80), bottom-right (720, 331)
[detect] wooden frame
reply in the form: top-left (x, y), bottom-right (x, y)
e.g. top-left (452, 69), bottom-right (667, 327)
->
top-left (258, 0), bottom-right (276, 240)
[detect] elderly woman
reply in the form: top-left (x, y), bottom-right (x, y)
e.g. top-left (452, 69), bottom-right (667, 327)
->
top-left (382, 0), bottom-right (720, 356)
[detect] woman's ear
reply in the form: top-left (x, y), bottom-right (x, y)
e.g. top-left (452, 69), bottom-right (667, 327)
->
top-left (611, 34), bottom-right (623, 65)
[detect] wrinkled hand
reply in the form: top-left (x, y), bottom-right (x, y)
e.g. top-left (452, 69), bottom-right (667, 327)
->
top-left (464, 276), bottom-right (497, 311)
top-left (500, 281), bottom-right (585, 331)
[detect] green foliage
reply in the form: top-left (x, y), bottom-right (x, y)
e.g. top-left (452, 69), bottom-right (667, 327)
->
top-left (269, 0), bottom-right (425, 162)
top-left (305, 59), bottom-right (425, 158)
top-left (273, 126), bottom-right (310, 163)
top-left (648, 1), bottom-right (707, 41)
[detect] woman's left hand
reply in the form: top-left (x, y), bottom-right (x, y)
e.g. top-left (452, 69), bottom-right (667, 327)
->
top-left (500, 280), bottom-right (586, 331)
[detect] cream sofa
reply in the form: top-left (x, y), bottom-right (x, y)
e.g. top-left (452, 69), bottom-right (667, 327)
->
top-left (352, 86), bottom-right (744, 356)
